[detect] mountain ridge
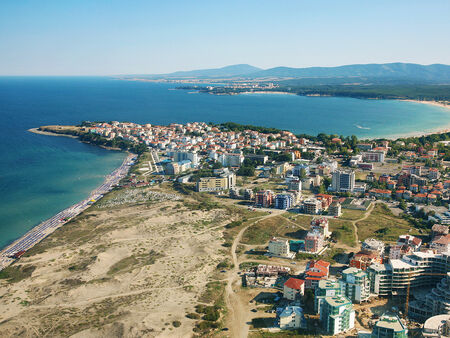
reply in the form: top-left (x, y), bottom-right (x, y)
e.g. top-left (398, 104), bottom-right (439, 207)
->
top-left (139, 62), bottom-right (450, 83)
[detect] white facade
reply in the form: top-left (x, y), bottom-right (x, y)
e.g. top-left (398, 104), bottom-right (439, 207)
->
top-left (268, 237), bottom-right (292, 257)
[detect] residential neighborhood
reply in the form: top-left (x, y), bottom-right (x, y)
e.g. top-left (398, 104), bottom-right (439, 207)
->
top-left (73, 121), bottom-right (450, 336)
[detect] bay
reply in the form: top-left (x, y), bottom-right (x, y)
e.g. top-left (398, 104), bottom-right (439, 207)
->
top-left (0, 76), bottom-right (448, 248)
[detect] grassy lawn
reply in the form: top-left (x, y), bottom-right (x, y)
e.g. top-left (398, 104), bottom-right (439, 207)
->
top-left (340, 209), bottom-right (365, 221)
top-left (328, 219), bottom-right (356, 246)
top-left (356, 204), bottom-right (420, 242)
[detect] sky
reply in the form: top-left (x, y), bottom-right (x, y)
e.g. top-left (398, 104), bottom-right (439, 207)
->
top-left (0, 0), bottom-right (449, 75)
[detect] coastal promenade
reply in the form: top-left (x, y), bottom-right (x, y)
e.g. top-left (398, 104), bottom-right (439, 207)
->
top-left (0, 153), bottom-right (136, 271)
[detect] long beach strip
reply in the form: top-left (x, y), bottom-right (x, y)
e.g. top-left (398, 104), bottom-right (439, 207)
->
top-left (0, 153), bottom-right (136, 271)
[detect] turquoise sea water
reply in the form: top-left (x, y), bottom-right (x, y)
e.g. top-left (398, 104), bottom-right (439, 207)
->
top-left (0, 77), bottom-right (449, 248)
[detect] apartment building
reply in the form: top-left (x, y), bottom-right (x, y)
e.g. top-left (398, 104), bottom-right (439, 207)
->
top-left (367, 252), bottom-right (450, 297)
top-left (409, 272), bottom-right (450, 322)
top-left (371, 313), bottom-right (408, 338)
top-left (283, 278), bottom-right (305, 300)
top-left (288, 179), bottom-right (302, 192)
top-left (305, 260), bottom-right (330, 289)
top-left (339, 267), bottom-right (370, 303)
top-left (328, 201), bottom-right (342, 217)
top-left (305, 230), bottom-right (324, 253)
top-left (275, 193), bottom-right (294, 210)
top-left (219, 153), bottom-right (244, 167)
top-left (278, 306), bottom-right (307, 330)
top-left (171, 151), bottom-right (199, 166)
top-left (320, 296), bottom-right (355, 335)
top-left (315, 279), bottom-right (341, 313)
top-left (196, 172), bottom-right (236, 192)
top-left (303, 198), bottom-right (322, 214)
top-left (362, 150), bottom-right (385, 163)
top-left (255, 190), bottom-right (274, 208)
top-left (310, 217), bottom-right (331, 238)
top-left (268, 237), bottom-right (293, 258)
top-left (331, 170), bottom-right (355, 192)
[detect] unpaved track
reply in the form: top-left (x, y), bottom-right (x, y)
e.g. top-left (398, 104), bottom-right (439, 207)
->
top-left (225, 214), bottom-right (275, 338)
top-left (351, 202), bottom-right (375, 243)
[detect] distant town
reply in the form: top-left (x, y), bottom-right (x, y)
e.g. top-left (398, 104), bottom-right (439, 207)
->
top-left (8, 120), bottom-right (450, 336)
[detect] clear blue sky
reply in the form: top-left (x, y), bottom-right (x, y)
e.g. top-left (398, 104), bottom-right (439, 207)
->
top-left (0, 0), bottom-right (449, 75)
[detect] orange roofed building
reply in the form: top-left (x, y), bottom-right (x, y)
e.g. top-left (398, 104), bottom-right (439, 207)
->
top-left (304, 260), bottom-right (330, 289)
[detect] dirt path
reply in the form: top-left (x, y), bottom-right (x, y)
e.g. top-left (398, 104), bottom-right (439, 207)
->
top-left (350, 203), bottom-right (375, 244)
top-left (225, 214), bottom-right (275, 338)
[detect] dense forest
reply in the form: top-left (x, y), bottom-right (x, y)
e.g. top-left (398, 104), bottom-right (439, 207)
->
top-left (177, 84), bottom-right (450, 101)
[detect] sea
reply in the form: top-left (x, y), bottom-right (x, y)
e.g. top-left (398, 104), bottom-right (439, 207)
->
top-left (0, 76), bottom-right (449, 249)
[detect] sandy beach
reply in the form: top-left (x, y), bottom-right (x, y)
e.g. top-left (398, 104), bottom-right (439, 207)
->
top-left (399, 99), bottom-right (450, 110)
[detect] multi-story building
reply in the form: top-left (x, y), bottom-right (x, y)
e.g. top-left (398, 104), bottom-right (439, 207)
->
top-left (428, 168), bottom-right (440, 180)
top-left (339, 267), bottom-right (370, 303)
top-left (367, 252), bottom-right (450, 298)
top-left (288, 179), bottom-right (302, 192)
top-left (331, 170), bottom-right (355, 192)
top-left (275, 193), bottom-right (294, 210)
top-left (278, 306), bottom-right (307, 330)
top-left (305, 260), bottom-right (330, 289)
top-left (362, 238), bottom-right (385, 256)
top-left (371, 312), bottom-right (408, 338)
top-left (320, 296), bottom-right (355, 335)
top-left (310, 217), bottom-right (331, 238)
top-left (362, 150), bottom-right (385, 163)
top-left (430, 234), bottom-right (450, 254)
top-left (197, 177), bottom-right (228, 192)
top-left (409, 272), bottom-right (450, 321)
top-left (218, 152), bottom-right (244, 167)
top-left (255, 190), bottom-right (274, 208)
top-left (328, 201), bottom-right (342, 217)
top-left (305, 230), bottom-right (324, 253)
top-left (422, 314), bottom-right (450, 337)
top-left (316, 193), bottom-right (333, 210)
top-left (196, 172), bottom-right (235, 192)
top-left (315, 279), bottom-right (341, 313)
top-left (293, 163), bottom-right (310, 177)
top-left (268, 237), bottom-right (293, 258)
top-left (303, 198), bottom-right (322, 214)
top-left (171, 151), bottom-right (199, 166)
top-left (283, 277), bottom-right (305, 300)
top-left (350, 251), bottom-right (382, 271)
top-left (403, 165), bottom-right (422, 176)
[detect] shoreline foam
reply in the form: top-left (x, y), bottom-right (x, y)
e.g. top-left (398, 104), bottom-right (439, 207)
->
top-left (0, 152), bottom-right (134, 270)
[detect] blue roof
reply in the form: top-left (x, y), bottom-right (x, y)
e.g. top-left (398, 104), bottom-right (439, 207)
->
top-left (279, 306), bottom-right (304, 318)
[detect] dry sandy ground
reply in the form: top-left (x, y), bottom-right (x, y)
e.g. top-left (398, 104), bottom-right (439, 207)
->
top-left (0, 187), bottom-right (234, 337)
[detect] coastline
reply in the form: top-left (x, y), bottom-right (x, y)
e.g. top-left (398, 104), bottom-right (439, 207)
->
top-left (28, 128), bottom-right (122, 151)
top-left (28, 127), bottom-right (78, 138)
top-left (0, 150), bottom-right (135, 271)
top-left (398, 99), bottom-right (450, 110)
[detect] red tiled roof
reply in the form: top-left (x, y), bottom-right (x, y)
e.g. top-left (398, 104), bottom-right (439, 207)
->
top-left (284, 277), bottom-right (305, 290)
top-left (306, 271), bottom-right (327, 277)
top-left (316, 260), bottom-right (330, 268)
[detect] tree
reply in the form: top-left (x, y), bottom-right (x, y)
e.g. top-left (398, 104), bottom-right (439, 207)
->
top-left (303, 289), bottom-right (315, 313)
top-left (212, 161), bottom-right (222, 169)
top-left (299, 168), bottom-right (307, 179)
top-left (237, 166), bottom-right (255, 177)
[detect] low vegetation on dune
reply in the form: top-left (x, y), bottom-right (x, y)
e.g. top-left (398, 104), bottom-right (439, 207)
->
top-left (356, 204), bottom-right (421, 242)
